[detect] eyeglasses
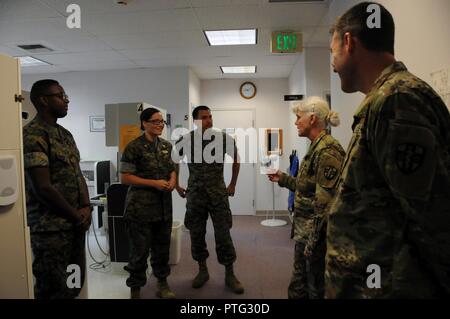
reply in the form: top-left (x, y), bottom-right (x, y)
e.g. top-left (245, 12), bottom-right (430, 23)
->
top-left (44, 92), bottom-right (69, 101)
top-left (146, 119), bottom-right (166, 126)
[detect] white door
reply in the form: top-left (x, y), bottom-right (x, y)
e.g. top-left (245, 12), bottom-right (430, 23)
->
top-left (211, 109), bottom-right (255, 215)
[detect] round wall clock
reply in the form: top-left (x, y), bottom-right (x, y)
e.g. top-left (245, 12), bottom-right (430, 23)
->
top-left (239, 81), bottom-right (257, 99)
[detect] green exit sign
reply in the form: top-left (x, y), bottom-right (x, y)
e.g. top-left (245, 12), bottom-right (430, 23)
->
top-left (271, 32), bottom-right (302, 53)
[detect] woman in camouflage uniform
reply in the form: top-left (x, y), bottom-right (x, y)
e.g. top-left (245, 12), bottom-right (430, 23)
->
top-left (120, 108), bottom-right (176, 299)
top-left (268, 97), bottom-right (345, 299)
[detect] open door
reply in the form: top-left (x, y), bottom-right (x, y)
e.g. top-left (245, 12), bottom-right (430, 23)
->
top-left (0, 54), bottom-right (34, 298)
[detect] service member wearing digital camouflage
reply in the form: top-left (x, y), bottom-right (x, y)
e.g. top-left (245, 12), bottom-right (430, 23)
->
top-left (120, 108), bottom-right (176, 299)
top-left (268, 97), bottom-right (345, 299)
top-left (174, 105), bottom-right (244, 294)
top-left (327, 2), bottom-right (450, 298)
top-left (23, 79), bottom-right (92, 299)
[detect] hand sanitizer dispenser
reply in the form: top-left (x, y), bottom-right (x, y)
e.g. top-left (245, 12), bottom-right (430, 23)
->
top-left (0, 155), bottom-right (19, 206)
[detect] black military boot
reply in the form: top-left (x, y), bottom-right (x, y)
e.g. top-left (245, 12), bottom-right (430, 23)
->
top-left (156, 278), bottom-right (176, 299)
top-left (130, 287), bottom-right (140, 299)
top-left (192, 260), bottom-right (209, 288)
top-left (225, 264), bottom-right (244, 294)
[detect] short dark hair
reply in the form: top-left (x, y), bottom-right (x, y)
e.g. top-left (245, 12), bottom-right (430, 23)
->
top-left (140, 107), bottom-right (161, 130)
top-left (30, 79), bottom-right (60, 108)
top-left (192, 105), bottom-right (210, 120)
top-left (330, 2), bottom-right (395, 55)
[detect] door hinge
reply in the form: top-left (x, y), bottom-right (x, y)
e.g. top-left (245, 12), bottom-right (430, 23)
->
top-left (252, 199), bottom-right (255, 207)
top-left (15, 94), bottom-right (24, 103)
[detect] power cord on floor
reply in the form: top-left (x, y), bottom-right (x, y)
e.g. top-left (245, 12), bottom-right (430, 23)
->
top-left (87, 223), bottom-right (111, 272)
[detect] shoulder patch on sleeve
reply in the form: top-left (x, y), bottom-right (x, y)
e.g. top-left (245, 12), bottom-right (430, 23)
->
top-left (385, 122), bottom-right (437, 200)
top-left (316, 150), bottom-right (342, 189)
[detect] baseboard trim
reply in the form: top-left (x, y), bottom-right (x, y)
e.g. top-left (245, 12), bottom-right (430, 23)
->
top-left (255, 210), bottom-right (289, 216)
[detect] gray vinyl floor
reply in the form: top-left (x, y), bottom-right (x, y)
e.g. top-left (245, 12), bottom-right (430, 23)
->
top-left (85, 215), bottom-right (293, 299)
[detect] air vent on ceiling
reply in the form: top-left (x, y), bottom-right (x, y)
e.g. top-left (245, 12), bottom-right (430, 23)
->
top-left (17, 44), bottom-right (54, 53)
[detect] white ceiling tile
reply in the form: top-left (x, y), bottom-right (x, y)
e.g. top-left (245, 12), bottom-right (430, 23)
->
top-left (35, 51), bottom-right (128, 65)
top-left (0, 17), bottom-right (74, 42)
top-left (260, 3), bottom-right (328, 28)
top-left (62, 60), bottom-right (138, 71)
top-left (0, 45), bottom-right (24, 57)
top-left (0, 0), bottom-right (337, 78)
top-left (188, 0), bottom-right (232, 7)
top-left (20, 64), bottom-right (70, 74)
top-left (83, 9), bottom-right (199, 36)
top-left (0, 0), bottom-right (61, 20)
top-left (35, 35), bottom-right (113, 53)
top-left (40, 0), bottom-right (191, 13)
top-left (100, 30), bottom-right (206, 50)
top-left (195, 5), bottom-right (263, 29)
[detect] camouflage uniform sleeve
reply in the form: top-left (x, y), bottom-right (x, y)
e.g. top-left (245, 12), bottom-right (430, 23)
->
top-left (23, 133), bottom-right (49, 169)
top-left (370, 93), bottom-right (437, 201)
top-left (278, 173), bottom-right (297, 192)
top-left (306, 147), bottom-right (342, 252)
top-left (120, 142), bottom-right (137, 174)
top-left (370, 92), bottom-right (450, 290)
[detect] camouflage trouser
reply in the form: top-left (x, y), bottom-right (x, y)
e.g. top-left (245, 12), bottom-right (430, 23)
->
top-left (30, 229), bottom-right (86, 299)
top-left (185, 188), bottom-right (236, 266)
top-left (288, 240), bottom-right (325, 299)
top-left (124, 219), bottom-right (172, 288)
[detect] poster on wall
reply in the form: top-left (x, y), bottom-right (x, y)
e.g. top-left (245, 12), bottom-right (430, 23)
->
top-left (430, 67), bottom-right (450, 109)
top-left (90, 116), bottom-right (105, 132)
top-left (119, 125), bottom-right (141, 152)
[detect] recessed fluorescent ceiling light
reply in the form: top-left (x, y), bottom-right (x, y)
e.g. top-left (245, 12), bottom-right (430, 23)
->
top-left (18, 56), bottom-right (50, 67)
top-left (221, 66), bottom-right (256, 74)
top-left (205, 29), bottom-right (256, 46)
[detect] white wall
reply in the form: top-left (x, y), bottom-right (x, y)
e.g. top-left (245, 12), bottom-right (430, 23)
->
top-left (287, 48), bottom-right (332, 160)
top-left (329, 0), bottom-right (450, 148)
top-left (189, 68), bottom-right (201, 119)
top-left (171, 69), bottom-right (202, 222)
top-left (305, 48), bottom-right (331, 98)
top-left (22, 67), bottom-right (191, 183)
top-left (200, 78), bottom-right (291, 211)
top-left (288, 54), bottom-right (307, 159)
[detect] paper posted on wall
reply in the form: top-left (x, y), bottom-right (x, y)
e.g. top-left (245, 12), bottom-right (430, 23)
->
top-left (431, 67), bottom-right (450, 109)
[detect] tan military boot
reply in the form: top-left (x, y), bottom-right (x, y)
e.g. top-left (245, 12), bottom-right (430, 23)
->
top-left (225, 264), bottom-right (244, 294)
top-left (130, 287), bottom-right (140, 299)
top-left (156, 278), bottom-right (176, 299)
top-left (192, 260), bottom-right (209, 288)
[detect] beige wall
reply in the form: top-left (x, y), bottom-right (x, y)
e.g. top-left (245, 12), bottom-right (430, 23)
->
top-left (329, 0), bottom-right (450, 148)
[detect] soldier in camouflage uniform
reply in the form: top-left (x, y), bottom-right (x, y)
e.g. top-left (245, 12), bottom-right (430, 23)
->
top-left (23, 79), bottom-right (92, 299)
top-left (269, 97), bottom-right (345, 299)
top-left (120, 107), bottom-right (176, 299)
top-left (174, 105), bottom-right (244, 294)
top-left (327, 2), bottom-right (450, 298)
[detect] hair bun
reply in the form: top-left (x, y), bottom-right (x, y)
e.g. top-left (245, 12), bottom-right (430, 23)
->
top-left (327, 111), bottom-right (340, 127)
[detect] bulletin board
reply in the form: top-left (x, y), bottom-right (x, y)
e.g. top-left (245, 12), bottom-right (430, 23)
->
top-left (119, 125), bottom-right (141, 152)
